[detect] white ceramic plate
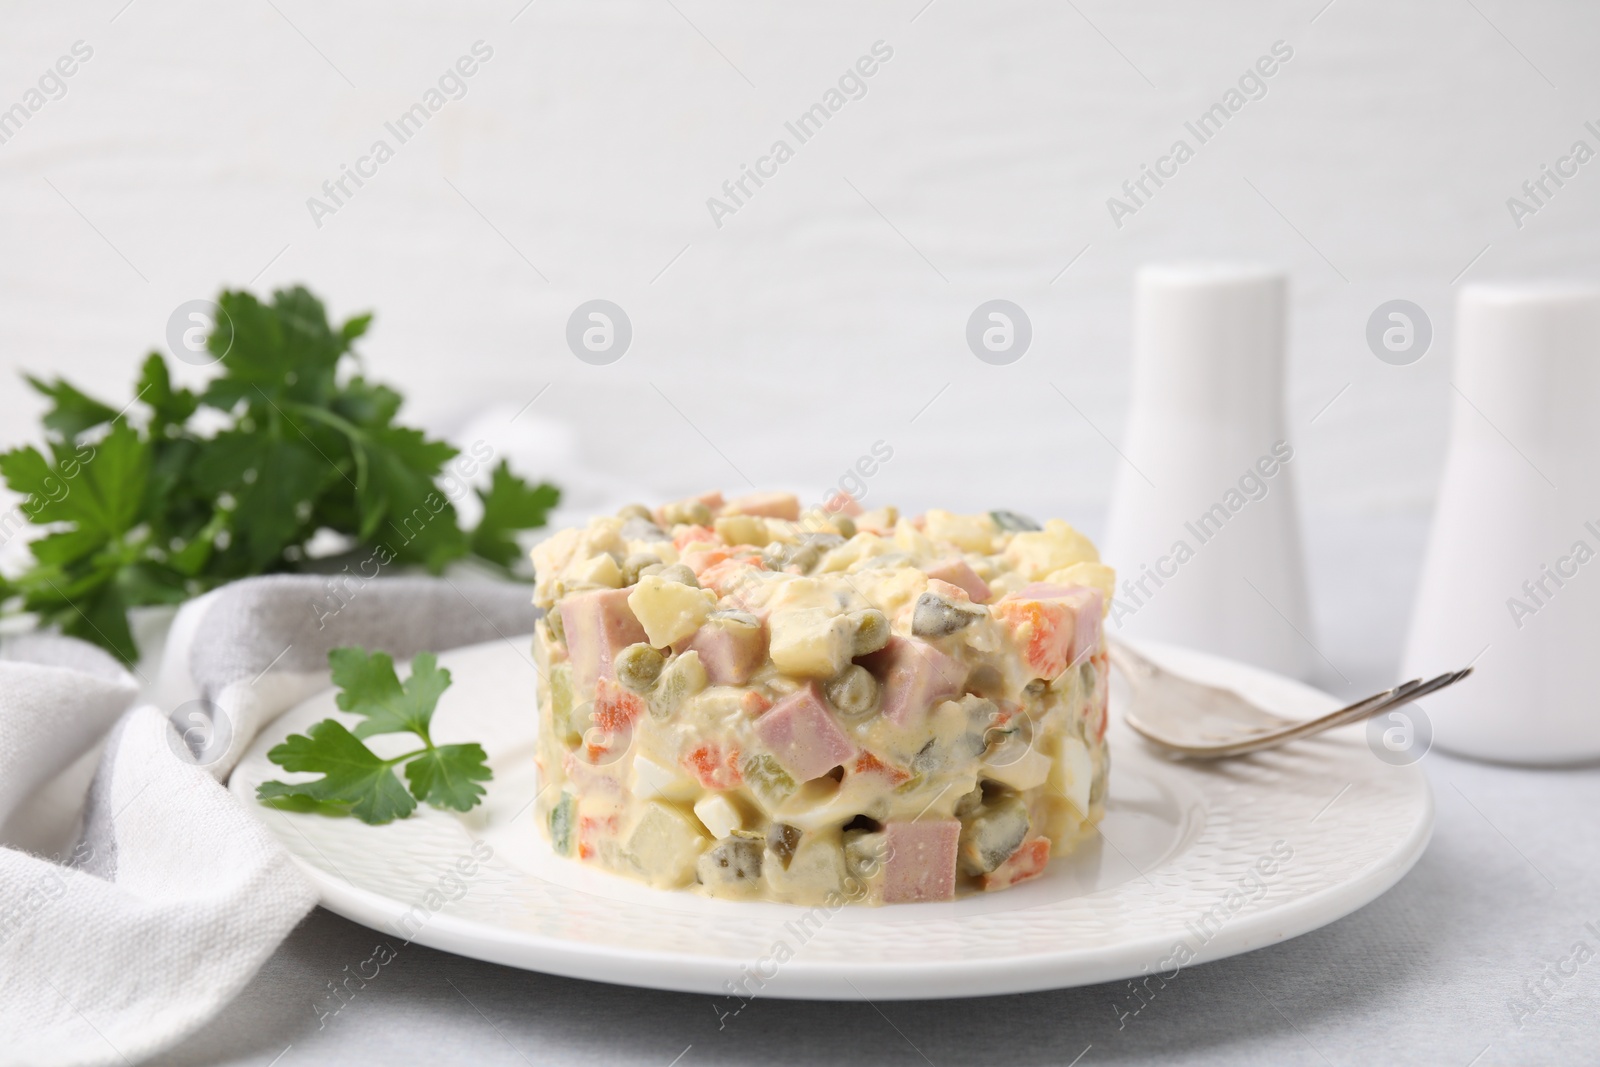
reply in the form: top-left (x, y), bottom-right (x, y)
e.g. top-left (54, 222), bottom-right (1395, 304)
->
top-left (230, 636), bottom-right (1432, 1000)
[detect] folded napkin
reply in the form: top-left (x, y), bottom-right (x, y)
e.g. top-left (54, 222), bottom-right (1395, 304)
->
top-left (0, 575), bottom-right (537, 1067)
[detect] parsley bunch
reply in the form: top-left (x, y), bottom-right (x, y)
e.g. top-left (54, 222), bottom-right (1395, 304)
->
top-left (0, 286), bottom-right (559, 662)
top-left (258, 647), bottom-right (490, 823)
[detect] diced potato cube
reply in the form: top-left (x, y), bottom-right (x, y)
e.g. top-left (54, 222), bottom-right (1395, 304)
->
top-left (1002, 519), bottom-right (1099, 581)
top-left (693, 793), bottom-right (744, 839)
top-left (982, 742), bottom-right (1051, 791)
top-left (627, 574), bottom-right (718, 647)
top-left (1045, 562), bottom-right (1116, 613)
top-left (570, 552), bottom-right (623, 589)
top-left (714, 514), bottom-right (771, 548)
top-left (923, 509), bottom-right (1000, 554)
top-left (625, 802), bottom-right (709, 888)
top-left (768, 607), bottom-right (852, 678)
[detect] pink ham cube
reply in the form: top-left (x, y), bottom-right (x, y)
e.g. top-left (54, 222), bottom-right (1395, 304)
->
top-left (925, 558), bottom-right (991, 603)
top-left (723, 491), bottom-right (800, 521)
top-left (558, 587), bottom-right (648, 697)
top-left (884, 819), bottom-right (960, 903)
top-left (754, 683), bottom-right (855, 783)
top-left (861, 636), bottom-right (966, 727)
top-left (992, 585), bottom-right (1102, 681)
top-left (689, 617), bottom-right (767, 685)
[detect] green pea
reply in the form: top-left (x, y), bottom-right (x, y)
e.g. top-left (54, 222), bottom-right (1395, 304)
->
top-left (847, 608), bottom-right (890, 656)
top-left (621, 552), bottom-right (661, 586)
top-left (614, 643), bottom-right (664, 691)
top-left (617, 503), bottom-right (654, 522)
top-left (833, 516), bottom-right (857, 539)
top-left (826, 664), bottom-right (878, 718)
top-left (662, 500), bottom-right (713, 527)
top-left (656, 563), bottom-right (699, 587)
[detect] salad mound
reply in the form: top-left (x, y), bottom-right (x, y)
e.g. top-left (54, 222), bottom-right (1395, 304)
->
top-left (530, 492), bottom-right (1113, 905)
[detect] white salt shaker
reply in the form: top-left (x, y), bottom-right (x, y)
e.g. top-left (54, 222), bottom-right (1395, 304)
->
top-left (1104, 263), bottom-right (1312, 679)
top-left (1403, 282), bottom-right (1600, 764)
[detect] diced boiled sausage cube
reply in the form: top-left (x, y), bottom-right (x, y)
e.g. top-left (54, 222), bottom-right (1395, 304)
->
top-left (991, 585), bottom-right (1102, 680)
top-left (689, 616), bottom-right (767, 685)
top-left (861, 636), bottom-right (966, 727)
top-left (753, 683), bottom-right (855, 783)
top-left (924, 558), bottom-right (991, 603)
top-left (723, 491), bottom-right (801, 521)
top-left (884, 819), bottom-right (960, 903)
top-left (559, 587), bottom-right (648, 697)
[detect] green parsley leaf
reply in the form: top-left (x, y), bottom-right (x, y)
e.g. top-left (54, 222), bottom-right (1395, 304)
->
top-left (25, 375), bottom-right (119, 441)
top-left (2, 283), bottom-right (558, 662)
top-left (259, 647), bottom-right (491, 824)
top-left (403, 742), bottom-right (492, 811)
top-left (470, 460), bottom-right (561, 568)
top-left (257, 718), bottom-right (418, 825)
top-left (330, 647), bottom-right (451, 740)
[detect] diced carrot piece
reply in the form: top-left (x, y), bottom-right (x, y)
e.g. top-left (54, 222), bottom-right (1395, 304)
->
top-left (683, 743), bottom-right (743, 790)
top-left (980, 836), bottom-right (1050, 890)
top-left (673, 525), bottom-right (717, 551)
top-left (851, 750), bottom-right (911, 785)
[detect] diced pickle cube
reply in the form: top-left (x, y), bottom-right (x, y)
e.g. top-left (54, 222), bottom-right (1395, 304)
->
top-left (989, 509), bottom-right (1041, 532)
top-left (547, 663), bottom-right (581, 746)
top-left (911, 592), bottom-right (982, 638)
top-left (740, 751), bottom-right (797, 811)
top-left (767, 823), bottom-right (802, 869)
top-left (697, 836), bottom-right (764, 889)
top-left (549, 792), bottom-right (576, 856)
top-left (625, 802), bottom-right (709, 888)
top-left (649, 651), bottom-right (707, 721)
top-left (843, 828), bottom-right (888, 882)
top-left (958, 794), bottom-right (1030, 875)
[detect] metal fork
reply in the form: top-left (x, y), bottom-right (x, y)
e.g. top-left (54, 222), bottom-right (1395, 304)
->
top-left (1107, 639), bottom-right (1473, 760)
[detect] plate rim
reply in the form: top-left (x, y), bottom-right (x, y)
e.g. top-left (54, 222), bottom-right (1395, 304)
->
top-left (232, 638), bottom-right (1435, 1000)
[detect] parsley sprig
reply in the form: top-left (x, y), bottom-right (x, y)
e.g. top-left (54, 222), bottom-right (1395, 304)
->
top-left (0, 286), bottom-right (559, 662)
top-left (258, 647), bottom-right (491, 824)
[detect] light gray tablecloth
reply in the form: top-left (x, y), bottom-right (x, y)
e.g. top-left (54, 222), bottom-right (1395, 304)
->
top-left (156, 513), bottom-right (1600, 1067)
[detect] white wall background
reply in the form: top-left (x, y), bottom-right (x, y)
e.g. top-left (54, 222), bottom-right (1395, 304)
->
top-left (3, 0), bottom-right (1597, 683)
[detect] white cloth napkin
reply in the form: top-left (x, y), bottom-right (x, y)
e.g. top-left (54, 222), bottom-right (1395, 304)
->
top-left (0, 575), bottom-right (537, 1067)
